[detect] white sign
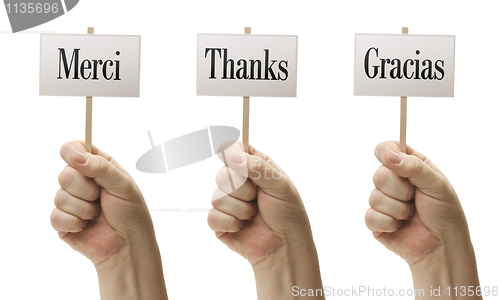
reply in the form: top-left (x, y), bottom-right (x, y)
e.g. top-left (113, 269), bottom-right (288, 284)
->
top-left (354, 34), bottom-right (455, 97)
top-left (197, 34), bottom-right (298, 97)
top-left (40, 34), bottom-right (141, 97)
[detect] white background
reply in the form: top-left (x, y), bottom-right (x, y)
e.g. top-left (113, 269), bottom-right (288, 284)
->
top-left (1, 0), bottom-right (499, 299)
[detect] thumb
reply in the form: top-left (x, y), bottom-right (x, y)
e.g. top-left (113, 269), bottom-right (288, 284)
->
top-left (224, 148), bottom-right (291, 199)
top-left (383, 150), bottom-right (448, 199)
top-left (70, 149), bottom-right (136, 200)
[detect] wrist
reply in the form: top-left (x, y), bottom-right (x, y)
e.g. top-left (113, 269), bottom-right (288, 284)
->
top-left (410, 239), bottom-right (481, 300)
top-left (95, 237), bottom-right (168, 300)
top-left (252, 238), bottom-right (324, 300)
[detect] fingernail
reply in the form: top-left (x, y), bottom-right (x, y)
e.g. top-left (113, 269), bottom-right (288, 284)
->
top-left (239, 220), bottom-right (245, 229)
top-left (374, 149), bottom-right (379, 158)
top-left (233, 151), bottom-right (246, 165)
top-left (82, 220), bottom-right (89, 229)
top-left (390, 151), bottom-right (403, 165)
top-left (396, 220), bottom-right (403, 229)
top-left (76, 151), bottom-right (88, 165)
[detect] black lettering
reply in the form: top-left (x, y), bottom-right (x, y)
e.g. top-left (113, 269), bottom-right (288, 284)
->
top-left (421, 59), bottom-right (433, 80)
top-left (103, 60), bottom-right (114, 80)
top-left (364, 47), bottom-right (379, 79)
top-left (380, 58), bottom-right (390, 79)
top-left (58, 48), bottom-right (80, 79)
top-left (204, 48), bottom-right (221, 79)
top-left (91, 60), bottom-right (103, 80)
top-left (236, 59), bottom-right (248, 79)
top-left (80, 59), bottom-right (91, 80)
top-left (414, 59), bottom-right (420, 79)
top-left (115, 51), bottom-right (121, 80)
top-left (222, 49), bottom-right (235, 79)
top-left (278, 60), bottom-right (288, 81)
top-left (363, 48), bottom-right (445, 81)
top-left (249, 60), bottom-right (262, 80)
top-left (264, 49), bottom-right (277, 80)
top-left (403, 59), bottom-right (414, 79)
top-left (390, 59), bottom-right (402, 79)
top-left (434, 60), bottom-right (445, 80)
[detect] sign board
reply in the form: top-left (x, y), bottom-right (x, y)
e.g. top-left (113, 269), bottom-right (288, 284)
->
top-left (40, 33), bottom-right (141, 97)
top-left (197, 34), bottom-right (298, 97)
top-left (354, 34), bottom-right (455, 97)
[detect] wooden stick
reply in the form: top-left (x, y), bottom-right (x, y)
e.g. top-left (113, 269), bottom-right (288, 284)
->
top-left (400, 96), bottom-right (407, 153)
top-left (400, 27), bottom-right (408, 153)
top-left (85, 96), bottom-right (93, 152)
top-left (243, 27), bottom-right (251, 153)
top-left (85, 27), bottom-right (94, 153)
top-left (243, 96), bottom-right (250, 153)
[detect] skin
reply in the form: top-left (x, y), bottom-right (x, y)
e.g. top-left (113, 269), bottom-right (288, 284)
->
top-left (208, 141), bottom-right (324, 299)
top-left (365, 141), bottom-right (481, 300)
top-left (50, 141), bottom-right (168, 300)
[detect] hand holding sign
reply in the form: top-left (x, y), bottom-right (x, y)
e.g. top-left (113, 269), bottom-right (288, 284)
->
top-left (365, 141), bottom-right (481, 296)
top-left (207, 141), bottom-right (324, 298)
top-left (50, 141), bottom-right (168, 299)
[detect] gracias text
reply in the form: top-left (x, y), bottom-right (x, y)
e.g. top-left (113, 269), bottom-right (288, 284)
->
top-left (364, 47), bottom-right (445, 80)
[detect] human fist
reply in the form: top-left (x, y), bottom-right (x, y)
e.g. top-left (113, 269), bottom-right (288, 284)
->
top-left (51, 141), bottom-right (155, 266)
top-left (365, 141), bottom-right (471, 266)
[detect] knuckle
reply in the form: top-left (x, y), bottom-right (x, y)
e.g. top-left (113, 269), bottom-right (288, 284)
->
top-left (384, 216), bottom-right (396, 231)
top-left (82, 204), bottom-right (96, 220)
top-left (249, 157), bottom-right (265, 179)
top-left (54, 189), bottom-right (66, 208)
top-left (60, 142), bottom-right (71, 158)
top-left (239, 184), bottom-right (256, 201)
top-left (215, 167), bottom-right (230, 189)
top-left (207, 209), bottom-right (218, 228)
top-left (372, 167), bottom-right (388, 188)
top-left (97, 157), bottom-right (110, 178)
top-left (58, 166), bottom-right (74, 188)
top-left (364, 209), bottom-right (374, 228)
top-left (401, 186), bottom-right (415, 201)
top-left (411, 158), bottom-right (425, 176)
top-left (211, 189), bottom-right (225, 203)
top-left (241, 204), bottom-right (255, 220)
top-left (227, 216), bottom-right (239, 232)
top-left (69, 216), bottom-right (81, 231)
top-left (50, 208), bottom-right (60, 228)
top-left (368, 189), bottom-right (380, 208)
top-left (85, 184), bottom-right (100, 201)
top-left (211, 196), bottom-right (223, 210)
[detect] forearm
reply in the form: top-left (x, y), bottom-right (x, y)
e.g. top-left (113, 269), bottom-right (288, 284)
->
top-left (253, 240), bottom-right (324, 300)
top-left (411, 239), bottom-right (481, 300)
top-left (95, 238), bottom-right (168, 300)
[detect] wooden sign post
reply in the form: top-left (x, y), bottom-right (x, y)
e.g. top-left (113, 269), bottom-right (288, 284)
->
top-left (86, 27), bottom-right (94, 153)
top-left (243, 27), bottom-right (251, 153)
top-left (400, 27), bottom-right (408, 153)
